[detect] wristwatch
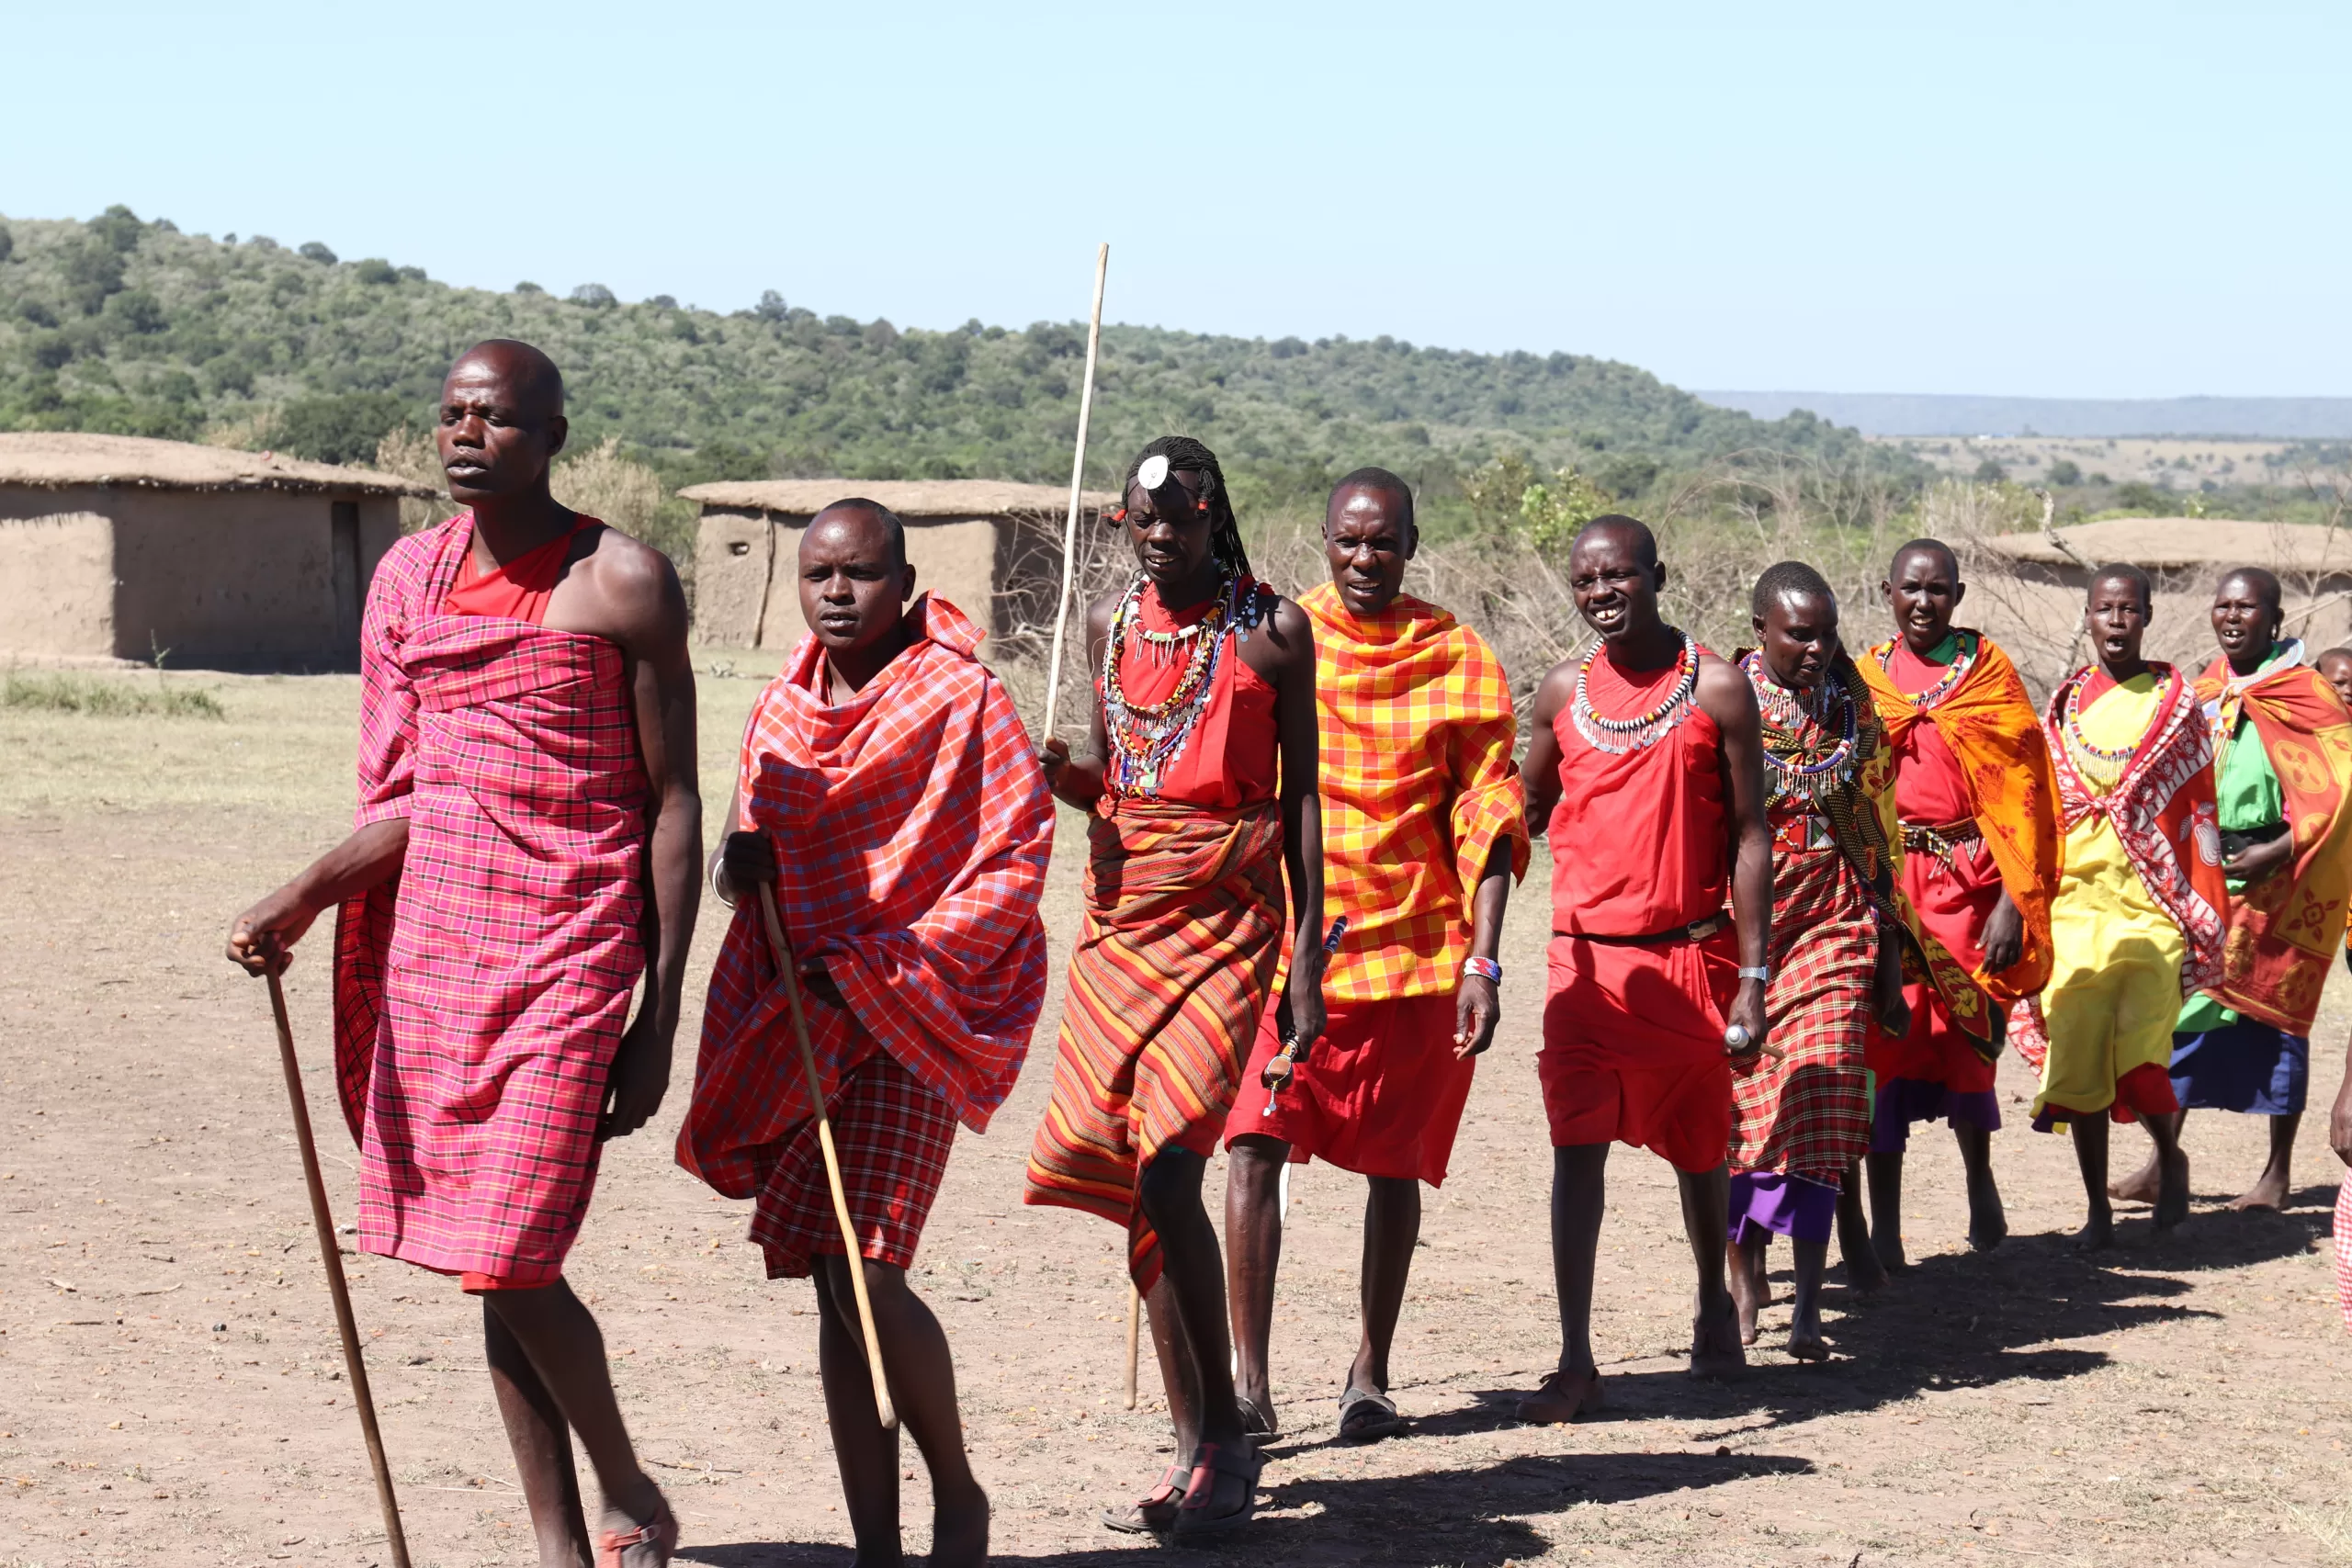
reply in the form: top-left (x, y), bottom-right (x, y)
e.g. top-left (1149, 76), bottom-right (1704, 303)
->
top-left (1736, 965), bottom-right (1770, 983)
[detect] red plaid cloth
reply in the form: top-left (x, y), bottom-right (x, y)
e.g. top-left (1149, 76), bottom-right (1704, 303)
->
top-left (330, 518), bottom-right (648, 1285)
top-left (2336, 1170), bottom-right (2352, 1337)
top-left (678, 594), bottom-right (1052, 1205)
top-left (1729, 822), bottom-right (1874, 1184)
top-left (752, 1048), bottom-right (958, 1278)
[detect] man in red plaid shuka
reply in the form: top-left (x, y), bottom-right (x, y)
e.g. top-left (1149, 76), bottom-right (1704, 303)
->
top-left (230, 342), bottom-right (701, 1564)
top-left (681, 501), bottom-right (1052, 1568)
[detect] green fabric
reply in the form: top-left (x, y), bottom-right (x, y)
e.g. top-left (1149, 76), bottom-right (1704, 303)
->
top-left (2177, 642), bottom-right (2293, 1033)
top-left (1922, 630), bottom-right (1961, 665)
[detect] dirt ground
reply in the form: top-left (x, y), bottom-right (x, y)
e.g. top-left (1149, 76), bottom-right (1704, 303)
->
top-left (5, 664), bottom-right (2351, 1567)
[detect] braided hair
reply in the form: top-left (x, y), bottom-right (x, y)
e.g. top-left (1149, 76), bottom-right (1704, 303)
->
top-left (1123, 434), bottom-right (1252, 580)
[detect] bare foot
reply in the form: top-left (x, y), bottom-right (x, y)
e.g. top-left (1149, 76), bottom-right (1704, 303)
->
top-left (2109, 1153), bottom-right (2161, 1204)
top-left (933, 1480), bottom-right (990, 1568)
top-left (1841, 1246), bottom-right (1888, 1294)
top-left (2074, 1207), bottom-right (2116, 1251)
top-left (2154, 1148), bottom-right (2190, 1230)
top-left (1871, 1229), bottom-right (1909, 1273)
top-left (2225, 1168), bottom-right (2290, 1212)
top-left (1787, 1333), bottom-right (1830, 1362)
top-left (1690, 1305), bottom-right (1747, 1381)
top-left (1726, 1246), bottom-right (1764, 1346)
top-left (1515, 1366), bottom-right (1604, 1424)
top-left (1967, 1173), bottom-right (2008, 1251)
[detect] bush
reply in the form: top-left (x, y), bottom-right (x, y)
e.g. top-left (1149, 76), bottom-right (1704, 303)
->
top-left (1973, 457), bottom-right (2007, 483)
top-left (571, 282), bottom-right (617, 309)
top-left (0, 224), bottom-right (12, 265)
top-left (298, 241), bottom-right (337, 265)
top-left (275, 391), bottom-right (410, 465)
top-left (2115, 481), bottom-right (2165, 514)
top-left (354, 258), bottom-right (397, 285)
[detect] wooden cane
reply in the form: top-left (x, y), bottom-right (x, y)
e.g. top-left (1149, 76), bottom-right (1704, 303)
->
top-left (1123, 1284), bottom-right (1141, 1410)
top-left (755, 883), bottom-right (898, 1429)
top-left (265, 972), bottom-right (413, 1568)
top-left (1039, 243), bottom-right (1111, 741)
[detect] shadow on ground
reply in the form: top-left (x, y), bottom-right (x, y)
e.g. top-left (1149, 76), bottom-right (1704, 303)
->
top-left (679, 1449), bottom-right (1811, 1566)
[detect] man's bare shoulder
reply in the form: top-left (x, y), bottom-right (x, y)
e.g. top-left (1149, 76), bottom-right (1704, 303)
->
top-left (1694, 652), bottom-right (1758, 726)
top-left (1530, 656), bottom-right (1580, 718)
top-left (582, 528), bottom-right (686, 643)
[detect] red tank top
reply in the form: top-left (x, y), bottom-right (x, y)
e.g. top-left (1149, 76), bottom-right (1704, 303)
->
top-left (1101, 576), bottom-right (1280, 809)
top-left (442, 514), bottom-right (596, 625)
top-left (1549, 643), bottom-right (1727, 935)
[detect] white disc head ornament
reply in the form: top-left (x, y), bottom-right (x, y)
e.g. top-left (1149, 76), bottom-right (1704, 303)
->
top-left (1136, 453), bottom-right (1170, 491)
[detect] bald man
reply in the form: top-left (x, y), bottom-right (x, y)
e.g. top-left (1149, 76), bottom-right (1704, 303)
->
top-left (680, 502), bottom-right (1054, 1565)
top-left (2118, 570), bottom-right (2352, 1213)
top-left (230, 340), bottom-right (699, 1562)
top-left (1516, 515), bottom-right (1772, 1416)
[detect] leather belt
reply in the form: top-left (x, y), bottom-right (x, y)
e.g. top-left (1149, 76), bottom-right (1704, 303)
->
top-left (1558, 911), bottom-right (1729, 947)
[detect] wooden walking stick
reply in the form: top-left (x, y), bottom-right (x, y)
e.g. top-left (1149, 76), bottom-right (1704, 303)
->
top-left (1123, 1284), bottom-right (1141, 1410)
top-left (1039, 242), bottom-right (1111, 740)
top-left (754, 883), bottom-right (898, 1429)
top-left (264, 972), bottom-right (413, 1568)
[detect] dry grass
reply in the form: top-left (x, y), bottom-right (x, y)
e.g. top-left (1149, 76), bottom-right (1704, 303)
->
top-left (2, 670), bottom-right (224, 720)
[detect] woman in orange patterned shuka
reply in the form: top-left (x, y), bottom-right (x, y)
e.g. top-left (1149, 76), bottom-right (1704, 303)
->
top-left (1027, 436), bottom-right (1326, 1540)
top-left (1219, 468), bottom-right (1527, 1446)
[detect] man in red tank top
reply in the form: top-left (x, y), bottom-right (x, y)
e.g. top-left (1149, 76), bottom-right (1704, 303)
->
top-left (228, 341), bottom-right (700, 1562)
top-left (1513, 515), bottom-right (1774, 1419)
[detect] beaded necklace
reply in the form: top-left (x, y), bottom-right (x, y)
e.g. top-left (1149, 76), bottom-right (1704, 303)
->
top-left (2060, 666), bottom-right (2167, 794)
top-left (1101, 570), bottom-right (1242, 795)
top-left (1878, 631), bottom-right (1976, 711)
top-left (1570, 631), bottom-right (1701, 755)
top-left (1742, 650), bottom-right (1860, 806)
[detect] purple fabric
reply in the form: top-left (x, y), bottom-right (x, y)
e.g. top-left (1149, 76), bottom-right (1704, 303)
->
top-left (1728, 1170), bottom-right (1839, 1246)
top-left (2170, 1021), bottom-right (2308, 1115)
top-left (1869, 1076), bottom-right (2001, 1154)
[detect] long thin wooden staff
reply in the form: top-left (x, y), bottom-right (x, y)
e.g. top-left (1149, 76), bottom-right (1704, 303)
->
top-left (1123, 1285), bottom-right (1141, 1410)
top-left (265, 972), bottom-right (413, 1568)
top-left (755, 883), bottom-right (897, 1429)
top-left (1039, 242), bottom-right (1111, 739)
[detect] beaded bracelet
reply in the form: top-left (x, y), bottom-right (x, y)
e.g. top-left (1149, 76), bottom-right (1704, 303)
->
top-left (1463, 956), bottom-right (1503, 985)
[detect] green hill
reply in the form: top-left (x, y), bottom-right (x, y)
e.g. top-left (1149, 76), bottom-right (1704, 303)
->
top-left (0, 206), bottom-right (1891, 521)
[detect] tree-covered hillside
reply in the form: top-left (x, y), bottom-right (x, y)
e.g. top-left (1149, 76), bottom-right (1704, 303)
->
top-left (0, 207), bottom-right (1891, 519)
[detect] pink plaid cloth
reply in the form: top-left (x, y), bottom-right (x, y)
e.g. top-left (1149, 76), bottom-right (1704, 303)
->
top-left (332, 519), bottom-right (648, 1285)
top-left (2336, 1169), bottom-right (2352, 1337)
top-left (752, 1048), bottom-right (959, 1278)
top-left (677, 593), bottom-right (1053, 1207)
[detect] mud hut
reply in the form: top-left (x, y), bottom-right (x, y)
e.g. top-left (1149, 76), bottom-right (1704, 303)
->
top-left (0, 433), bottom-right (434, 669)
top-left (684, 479), bottom-right (1115, 649)
top-left (1973, 517), bottom-right (2352, 694)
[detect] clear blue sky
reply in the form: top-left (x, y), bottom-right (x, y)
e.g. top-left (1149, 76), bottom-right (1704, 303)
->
top-left (13, 1), bottom-right (2347, 398)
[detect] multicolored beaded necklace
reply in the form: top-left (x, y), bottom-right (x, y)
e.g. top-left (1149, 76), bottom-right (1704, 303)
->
top-left (1877, 630), bottom-right (1976, 710)
top-left (1570, 631), bottom-right (1701, 755)
top-left (1742, 650), bottom-right (1860, 806)
top-left (2060, 666), bottom-right (2168, 793)
top-left (1101, 569), bottom-right (1243, 795)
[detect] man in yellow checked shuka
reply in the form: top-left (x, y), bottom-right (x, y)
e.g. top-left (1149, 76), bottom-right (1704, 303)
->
top-left (2010, 562), bottom-right (2227, 1246)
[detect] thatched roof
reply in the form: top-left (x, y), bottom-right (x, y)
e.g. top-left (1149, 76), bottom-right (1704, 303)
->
top-left (1983, 517), bottom-right (2352, 575)
top-left (681, 478), bottom-right (1116, 518)
top-left (0, 432), bottom-right (434, 497)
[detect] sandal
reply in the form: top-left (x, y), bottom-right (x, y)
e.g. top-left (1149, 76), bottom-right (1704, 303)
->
top-left (1514, 1367), bottom-right (1604, 1425)
top-left (594, 1493), bottom-right (679, 1567)
top-left (1337, 1386), bottom-right (1408, 1443)
top-left (1100, 1462), bottom-right (1190, 1534)
top-left (1238, 1394), bottom-right (1280, 1441)
top-left (1170, 1439), bottom-right (1263, 1539)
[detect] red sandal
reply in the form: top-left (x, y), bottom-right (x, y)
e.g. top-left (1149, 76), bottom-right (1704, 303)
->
top-left (1101, 1462), bottom-right (1191, 1533)
top-left (594, 1494), bottom-right (680, 1567)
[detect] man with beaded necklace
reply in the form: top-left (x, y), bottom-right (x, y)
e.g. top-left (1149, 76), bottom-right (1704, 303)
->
top-left (1515, 515), bottom-right (1774, 1418)
top-left (1028, 435), bottom-right (1326, 1538)
top-left (2013, 563), bottom-right (2226, 1244)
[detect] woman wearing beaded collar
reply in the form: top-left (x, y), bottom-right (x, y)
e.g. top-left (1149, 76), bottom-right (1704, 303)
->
top-left (1027, 436), bottom-right (1325, 1539)
top-left (1726, 562), bottom-right (1910, 1363)
top-left (1515, 514), bottom-right (1773, 1419)
top-left (2013, 563), bottom-right (2225, 1247)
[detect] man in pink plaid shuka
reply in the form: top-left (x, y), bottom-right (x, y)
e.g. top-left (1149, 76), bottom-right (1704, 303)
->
top-left (230, 340), bottom-right (702, 1562)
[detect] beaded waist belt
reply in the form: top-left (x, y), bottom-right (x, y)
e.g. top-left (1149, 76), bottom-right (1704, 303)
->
top-left (1899, 818), bottom-right (1982, 870)
top-left (1557, 911), bottom-right (1729, 947)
